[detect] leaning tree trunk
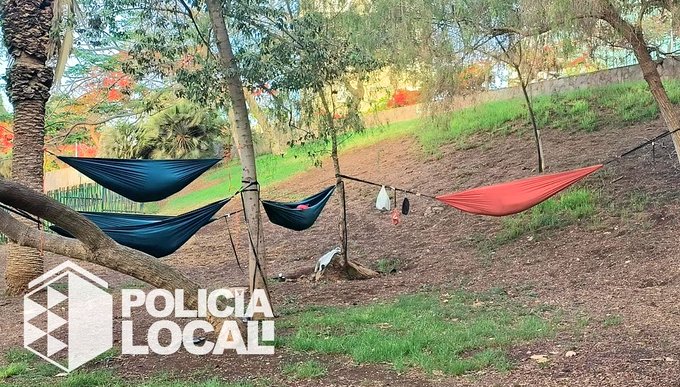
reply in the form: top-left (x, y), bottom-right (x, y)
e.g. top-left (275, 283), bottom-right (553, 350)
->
top-left (0, 178), bottom-right (243, 332)
top-left (600, 2), bottom-right (680, 162)
top-left (206, 0), bottom-right (268, 294)
top-left (2, 0), bottom-right (55, 295)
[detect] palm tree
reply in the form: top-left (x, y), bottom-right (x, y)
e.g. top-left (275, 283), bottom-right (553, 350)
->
top-left (2, 0), bottom-right (77, 294)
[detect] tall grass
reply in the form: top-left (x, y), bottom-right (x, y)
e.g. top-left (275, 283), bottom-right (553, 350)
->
top-left (497, 188), bottom-right (598, 243)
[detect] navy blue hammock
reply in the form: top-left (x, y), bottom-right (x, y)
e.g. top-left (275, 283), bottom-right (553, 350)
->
top-left (50, 198), bottom-right (229, 258)
top-left (58, 156), bottom-right (221, 202)
top-left (262, 186), bottom-right (335, 231)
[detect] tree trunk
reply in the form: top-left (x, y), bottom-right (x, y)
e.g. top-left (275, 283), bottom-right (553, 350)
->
top-left (319, 89), bottom-right (349, 272)
top-left (206, 0), bottom-right (268, 294)
top-left (600, 1), bottom-right (680, 162)
top-left (2, 0), bottom-right (55, 295)
top-left (519, 77), bottom-right (545, 172)
top-left (317, 88), bottom-right (377, 280)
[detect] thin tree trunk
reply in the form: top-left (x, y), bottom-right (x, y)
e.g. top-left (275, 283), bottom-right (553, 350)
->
top-left (318, 89), bottom-right (349, 272)
top-left (317, 88), bottom-right (376, 280)
top-left (519, 76), bottom-right (545, 172)
top-left (3, 0), bottom-right (56, 295)
top-left (600, 1), bottom-right (680, 162)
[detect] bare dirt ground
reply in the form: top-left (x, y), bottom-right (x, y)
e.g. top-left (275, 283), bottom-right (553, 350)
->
top-left (2, 120), bottom-right (680, 386)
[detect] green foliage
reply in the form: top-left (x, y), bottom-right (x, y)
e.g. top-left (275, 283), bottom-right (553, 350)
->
top-left (282, 360), bottom-right (327, 380)
top-left (0, 363), bottom-right (28, 380)
top-left (281, 291), bottom-right (557, 376)
top-left (375, 258), bottom-right (402, 274)
top-left (141, 101), bottom-right (225, 159)
top-left (498, 188), bottom-right (598, 243)
top-left (99, 100), bottom-right (226, 159)
top-left (602, 315), bottom-right (623, 328)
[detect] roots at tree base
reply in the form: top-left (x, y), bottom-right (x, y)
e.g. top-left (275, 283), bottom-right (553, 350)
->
top-left (315, 259), bottom-right (378, 281)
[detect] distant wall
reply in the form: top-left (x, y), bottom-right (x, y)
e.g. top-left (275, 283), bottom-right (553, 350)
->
top-left (364, 59), bottom-right (680, 128)
top-left (44, 168), bottom-right (92, 192)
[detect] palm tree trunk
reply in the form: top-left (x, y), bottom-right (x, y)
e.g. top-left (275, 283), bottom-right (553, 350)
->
top-left (2, 0), bottom-right (55, 295)
top-left (205, 0), bottom-right (268, 294)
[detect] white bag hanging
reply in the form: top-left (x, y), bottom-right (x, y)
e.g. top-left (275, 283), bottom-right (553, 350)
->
top-left (376, 185), bottom-right (391, 211)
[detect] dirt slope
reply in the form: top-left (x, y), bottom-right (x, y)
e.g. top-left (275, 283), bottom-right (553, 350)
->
top-left (2, 119), bottom-right (680, 386)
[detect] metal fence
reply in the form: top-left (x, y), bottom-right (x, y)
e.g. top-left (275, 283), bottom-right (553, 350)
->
top-left (0, 183), bottom-right (144, 244)
top-left (47, 183), bottom-right (145, 214)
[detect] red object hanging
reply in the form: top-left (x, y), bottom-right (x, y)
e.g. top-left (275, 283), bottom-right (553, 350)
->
top-left (436, 165), bottom-right (603, 216)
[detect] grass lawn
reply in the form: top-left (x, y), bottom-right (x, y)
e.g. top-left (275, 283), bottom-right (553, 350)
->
top-left (279, 290), bottom-right (559, 376)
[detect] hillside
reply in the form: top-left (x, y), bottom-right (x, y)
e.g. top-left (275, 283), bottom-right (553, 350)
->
top-left (2, 81), bottom-right (680, 385)
top-left (160, 80), bottom-right (680, 214)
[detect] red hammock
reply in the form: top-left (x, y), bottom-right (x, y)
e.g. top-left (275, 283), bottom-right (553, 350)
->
top-left (436, 165), bottom-right (603, 216)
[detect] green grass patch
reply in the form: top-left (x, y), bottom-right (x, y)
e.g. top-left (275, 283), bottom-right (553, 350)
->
top-left (603, 315), bottom-right (623, 328)
top-left (497, 188), bottom-right (598, 243)
top-left (418, 99), bottom-right (525, 155)
top-left (0, 363), bottom-right (28, 380)
top-left (282, 360), bottom-right (327, 380)
top-left (57, 370), bottom-right (118, 387)
top-left (160, 119), bottom-right (419, 214)
top-left (5, 349), bottom-right (35, 364)
top-left (281, 290), bottom-right (558, 376)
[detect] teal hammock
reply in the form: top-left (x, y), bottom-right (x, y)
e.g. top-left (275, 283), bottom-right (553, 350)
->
top-left (262, 186), bottom-right (335, 231)
top-left (50, 198), bottom-right (230, 257)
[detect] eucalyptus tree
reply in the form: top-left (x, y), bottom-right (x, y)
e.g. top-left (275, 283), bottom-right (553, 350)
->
top-left (444, 0), bottom-right (559, 172)
top-left (82, 0), bottom-right (270, 292)
top-left (550, 0), bottom-right (680, 161)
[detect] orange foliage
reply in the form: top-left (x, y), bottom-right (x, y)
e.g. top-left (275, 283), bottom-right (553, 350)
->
top-left (56, 143), bottom-right (97, 157)
top-left (457, 62), bottom-right (492, 91)
top-left (0, 122), bottom-right (13, 154)
top-left (387, 89), bottom-right (421, 108)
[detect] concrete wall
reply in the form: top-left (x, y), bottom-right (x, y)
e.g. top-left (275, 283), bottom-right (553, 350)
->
top-left (364, 59), bottom-right (680, 128)
top-left (44, 168), bottom-right (92, 192)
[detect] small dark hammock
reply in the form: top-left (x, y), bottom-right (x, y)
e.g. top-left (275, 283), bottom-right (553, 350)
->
top-left (58, 156), bottom-right (221, 202)
top-left (50, 198), bottom-right (230, 257)
top-left (262, 186), bottom-right (335, 231)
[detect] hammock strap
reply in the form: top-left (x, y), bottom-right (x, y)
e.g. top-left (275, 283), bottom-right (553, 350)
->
top-left (338, 174), bottom-right (437, 199)
top-left (604, 127), bottom-right (680, 165)
top-left (224, 215), bottom-right (244, 274)
top-left (0, 203), bottom-right (42, 224)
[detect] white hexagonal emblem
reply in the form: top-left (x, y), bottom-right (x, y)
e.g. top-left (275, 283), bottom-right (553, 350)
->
top-left (24, 261), bottom-right (113, 372)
